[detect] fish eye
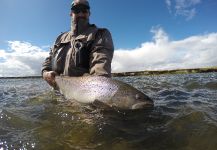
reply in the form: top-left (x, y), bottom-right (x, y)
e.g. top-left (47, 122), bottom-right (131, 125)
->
top-left (135, 94), bottom-right (140, 100)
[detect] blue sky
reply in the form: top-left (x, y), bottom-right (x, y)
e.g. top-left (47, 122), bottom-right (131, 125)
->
top-left (0, 0), bottom-right (217, 76)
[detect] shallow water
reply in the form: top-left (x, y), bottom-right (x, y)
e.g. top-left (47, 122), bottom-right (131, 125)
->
top-left (0, 73), bottom-right (217, 150)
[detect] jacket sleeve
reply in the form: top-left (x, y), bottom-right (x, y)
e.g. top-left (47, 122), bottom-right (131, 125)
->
top-left (41, 47), bottom-right (53, 75)
top-left (89, 29), bottom-right (114, 77)
top-left (41, 32), bottom-right (67, 75)
top-left (41, 36), bottom-right (59, 74)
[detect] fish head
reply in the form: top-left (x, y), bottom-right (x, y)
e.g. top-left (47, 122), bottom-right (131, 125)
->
top-left (111, 81), bottom-right (154, 110)
top-left (110, 79), bottom-right (154, 110)
top-left (130, 93), bottom-right (154, 109)
top-left (113, 90), bottom-right (154, 110)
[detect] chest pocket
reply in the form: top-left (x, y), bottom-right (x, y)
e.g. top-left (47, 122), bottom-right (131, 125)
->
top-left (52, 42), bottom-right (70, 74)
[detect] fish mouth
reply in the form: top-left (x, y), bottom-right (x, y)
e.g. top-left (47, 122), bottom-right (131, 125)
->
top-left (131, 101), bottom-right (154, 110)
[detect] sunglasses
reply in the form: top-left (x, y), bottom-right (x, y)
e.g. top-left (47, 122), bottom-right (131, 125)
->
top-left (72, 8), bottom-right (89, 14)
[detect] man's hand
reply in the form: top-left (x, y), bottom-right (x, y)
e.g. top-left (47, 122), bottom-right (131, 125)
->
top-left (43, 71), bottom-right (57, 88)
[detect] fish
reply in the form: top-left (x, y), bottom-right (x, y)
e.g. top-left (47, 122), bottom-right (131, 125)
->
top-left (55, 76), bottom-right (154, 110)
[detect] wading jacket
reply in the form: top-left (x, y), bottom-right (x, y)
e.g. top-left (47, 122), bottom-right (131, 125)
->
top-left (41, 24), bottom-right (114, 77)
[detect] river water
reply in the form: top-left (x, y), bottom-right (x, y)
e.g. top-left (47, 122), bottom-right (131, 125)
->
top-left (0, 73), bottom-right (217, 150)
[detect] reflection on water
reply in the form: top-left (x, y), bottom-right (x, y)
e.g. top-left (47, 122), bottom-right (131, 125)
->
top-left (0, 73), bottom-right (217, 150)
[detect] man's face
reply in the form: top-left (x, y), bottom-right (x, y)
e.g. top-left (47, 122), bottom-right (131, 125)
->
top-left (70, 5), bottom-right (90, 22)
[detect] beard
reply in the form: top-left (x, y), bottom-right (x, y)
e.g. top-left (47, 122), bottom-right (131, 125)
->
top-left (71, 17), bottom-right (89, 36)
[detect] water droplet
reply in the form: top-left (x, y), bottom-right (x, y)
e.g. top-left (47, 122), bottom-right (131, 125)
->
top-left (31, 143), bottom-right (36, 148)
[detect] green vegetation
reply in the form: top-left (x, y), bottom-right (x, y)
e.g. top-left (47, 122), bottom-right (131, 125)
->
top-left (112, 67), bottom-right (217, 77)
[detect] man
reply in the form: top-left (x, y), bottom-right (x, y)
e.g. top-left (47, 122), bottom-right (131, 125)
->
top-left (42, 0), bottom-right (114, 87)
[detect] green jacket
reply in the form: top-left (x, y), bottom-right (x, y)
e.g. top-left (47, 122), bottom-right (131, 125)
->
top-left (42, 24), bottom-right (114, 77)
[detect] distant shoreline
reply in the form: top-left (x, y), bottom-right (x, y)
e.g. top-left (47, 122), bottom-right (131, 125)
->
top-left (0, 76), bottom-right (42, 79)
top-left (112, 67), bottom-right (217, 77)
top-left (1, 67), bottom-right (217, 79)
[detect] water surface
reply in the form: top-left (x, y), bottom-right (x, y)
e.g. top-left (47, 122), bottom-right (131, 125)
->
top-left (0, 73), bottom-right (217, 150)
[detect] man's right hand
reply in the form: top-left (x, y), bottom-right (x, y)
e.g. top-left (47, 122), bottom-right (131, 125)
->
top-left (42, 71), bottom-right (57, 88)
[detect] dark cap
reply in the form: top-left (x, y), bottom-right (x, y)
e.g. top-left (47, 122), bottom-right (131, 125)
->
top-left (71, 0), bottom-right (90, 10)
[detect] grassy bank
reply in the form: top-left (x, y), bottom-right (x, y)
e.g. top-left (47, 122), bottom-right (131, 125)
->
top-left (112, 67), bottom-right (217, 77)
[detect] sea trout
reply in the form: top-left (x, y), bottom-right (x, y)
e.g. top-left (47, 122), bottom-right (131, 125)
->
top-left (55, 76), bottom-right (154, 110)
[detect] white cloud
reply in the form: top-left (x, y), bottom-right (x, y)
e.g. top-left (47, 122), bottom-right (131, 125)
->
top-left (111, 27), bottom-right (217, 73)
top-left (0, 41), bottom-right (48, 77)
top-left (165, 0), bottom-right (201, 20)
top-left (0, 50), bottom-right (6, 59)
top-left (166, 0), bottom-right (172, 13)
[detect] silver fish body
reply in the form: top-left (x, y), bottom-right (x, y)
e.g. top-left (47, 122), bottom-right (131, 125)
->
top-left (55, 76), bottom-right (153, 110)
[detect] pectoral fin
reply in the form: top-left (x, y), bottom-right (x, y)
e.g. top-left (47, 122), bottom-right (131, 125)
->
top-left (92, 99), bottom-right (112, 110)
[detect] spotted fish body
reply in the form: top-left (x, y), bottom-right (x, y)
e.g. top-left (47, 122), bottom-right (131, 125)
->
top-left (55, 76), bottom-right (154, 110)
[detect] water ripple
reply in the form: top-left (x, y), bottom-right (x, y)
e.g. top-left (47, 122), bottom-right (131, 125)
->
top-left (0, 73), bottom-right (217, 149)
